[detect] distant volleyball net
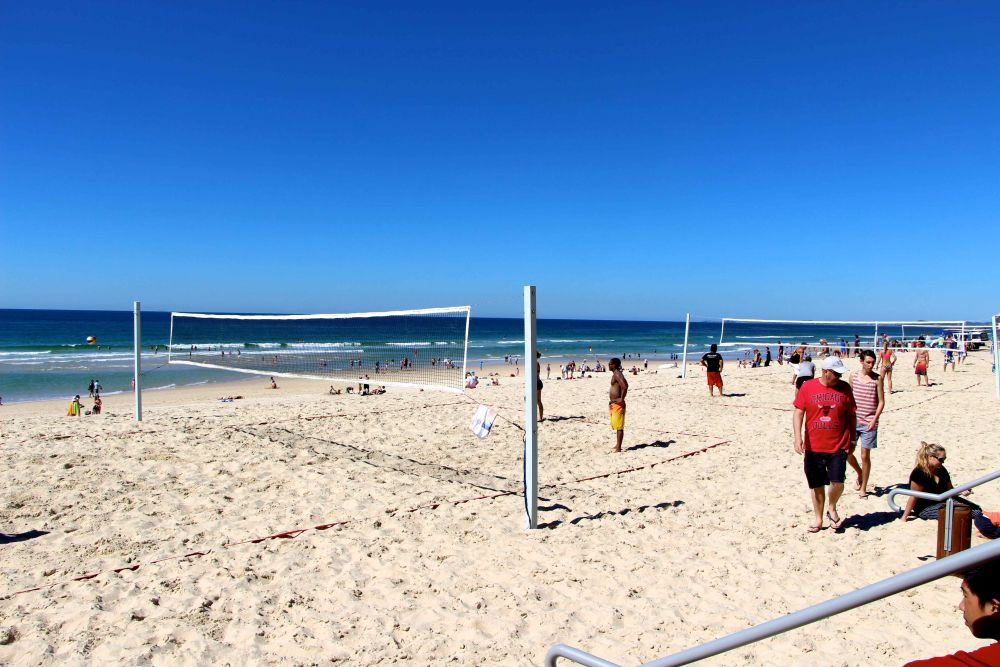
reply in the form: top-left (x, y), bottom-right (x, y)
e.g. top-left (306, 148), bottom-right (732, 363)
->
top-left (168, 306), bottom-right (471, 393)
top-left (717, 317), bottom-right (969, 351)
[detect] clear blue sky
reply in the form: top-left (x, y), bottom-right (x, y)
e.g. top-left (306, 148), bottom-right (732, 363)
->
top-left (2, 2), bottom-right (998, 320)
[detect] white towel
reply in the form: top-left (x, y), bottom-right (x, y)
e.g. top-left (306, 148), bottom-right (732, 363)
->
top-left (470, 405), bottom-right (498, 439)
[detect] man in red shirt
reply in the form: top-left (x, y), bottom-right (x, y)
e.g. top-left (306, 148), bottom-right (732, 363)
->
top-left (793, 356), bottom-right (857, 532)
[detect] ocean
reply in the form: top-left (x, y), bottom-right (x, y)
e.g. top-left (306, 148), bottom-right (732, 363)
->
top-left (0, 309), bottom-right (969, 404)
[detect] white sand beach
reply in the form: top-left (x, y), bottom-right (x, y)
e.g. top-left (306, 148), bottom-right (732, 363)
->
top-left (1, 348), bottom-right (998, 665)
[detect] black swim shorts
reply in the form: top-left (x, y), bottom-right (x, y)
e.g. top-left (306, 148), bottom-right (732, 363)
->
top-left (803, 449), bottom-right (848, 489)
top-left (537, 379), bottom-right (543, 391)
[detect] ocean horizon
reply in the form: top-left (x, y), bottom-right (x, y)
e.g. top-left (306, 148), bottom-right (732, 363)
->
top-left (0, 308), bottom-right (984, 404)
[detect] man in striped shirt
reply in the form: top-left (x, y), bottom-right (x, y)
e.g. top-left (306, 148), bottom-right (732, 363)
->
top-left (847, 349), bottom-right (885, 499)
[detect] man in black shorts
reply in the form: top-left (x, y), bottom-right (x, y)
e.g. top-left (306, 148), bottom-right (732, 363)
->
top-left (792, 357), bottom-right (857, 533)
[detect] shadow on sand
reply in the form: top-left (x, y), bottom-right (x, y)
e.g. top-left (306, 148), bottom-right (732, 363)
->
top-left (0, 529), bottom-right (49, 545)
top-left (538, 500), bottom-right (684, 530)
top-left (626, 439), bottom-right (675, 452)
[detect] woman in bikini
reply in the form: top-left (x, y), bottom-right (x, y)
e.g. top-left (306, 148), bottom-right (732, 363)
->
top-left (878, 340), bottom-right (896, 393)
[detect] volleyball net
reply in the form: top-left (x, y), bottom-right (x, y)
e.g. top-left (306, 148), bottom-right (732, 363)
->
top-left (717, 318), bottom-right (969, 352)
top-left (168, 306), bottom-right (471, 393)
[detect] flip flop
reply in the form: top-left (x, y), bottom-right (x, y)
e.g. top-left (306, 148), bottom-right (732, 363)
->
top-left (859, 492), bottom-right (869, 499)
top-left (827, 511), bottom-right (846, 531)
top-left (807, 524), bottom-right (823, 533)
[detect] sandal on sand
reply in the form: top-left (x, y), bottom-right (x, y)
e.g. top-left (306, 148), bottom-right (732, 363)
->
top-left (827, 511), bottom-right (846, 531)
top-left (859, 492), bottom-right (869, 499)
top-left (807, 523), bottom-right (823, 533)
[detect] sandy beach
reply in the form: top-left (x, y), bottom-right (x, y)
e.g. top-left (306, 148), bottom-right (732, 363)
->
top-left (1, 347), bottom-right (997, 665)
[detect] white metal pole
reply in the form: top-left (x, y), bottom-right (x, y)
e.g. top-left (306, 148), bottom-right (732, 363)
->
top-left (133, 301), bottom-right (142, 422)
top-left (681, 313), bottom-right (691, 379)
top-left (992, 314), bottom-right (999, 399)
top-left (523, 286), bottom-right (538, 529)
top-left (461, 307), bottom-right (471, 381)
top-left (718, 318), bottom-right (725, 346)
top-left (873, 322), bottom-right (879, 352)
top-left (168, 312), bottom-right (174, 364)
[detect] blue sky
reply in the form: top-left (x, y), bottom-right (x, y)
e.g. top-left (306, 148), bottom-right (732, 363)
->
top-left (2, 2), bottom-right (998, 320)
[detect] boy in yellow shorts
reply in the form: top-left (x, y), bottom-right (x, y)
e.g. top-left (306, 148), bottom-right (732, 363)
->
top-left (608, 357), bottom-right (629, 453)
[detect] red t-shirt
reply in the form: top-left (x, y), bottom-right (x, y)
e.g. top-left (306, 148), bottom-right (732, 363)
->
top-left (793, 378), bottom-right (857, 453)
top-left (902, 641), bottom-right (1000, 666)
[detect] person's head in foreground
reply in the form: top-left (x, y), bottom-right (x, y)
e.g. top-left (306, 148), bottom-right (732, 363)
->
top-left (961, 561), bottom-right (1000, 638)
top-left (710, 343), bottom-right (717, 353)
top-left (820, 356), bottom-right (848, 383)
top-left (859, 349), bottom-right (876, 372)
top-left (915, 441), bottom-right (946, 476)
top-left (609, 357), bottom-right (621, 371)
top-left (904, 561), bottom-right (1000, 666)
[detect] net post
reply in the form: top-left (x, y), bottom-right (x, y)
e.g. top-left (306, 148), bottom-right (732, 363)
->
top-left (168, 312), bottom-right (174, 364)
top-left (133, 301), bottom-right (143, 422)
top-left (524, 286), bottom-right (539, 529)
top-left (462, 307), bottom-right (471, 381)
top-left (719, 318), bottom-right (725, 345)
top-left (992, 313), bottom-right (999, 400)
top-left (873, 322), bottom-right (879, 351)
top-left (681, 312), bottom-right (691, 379)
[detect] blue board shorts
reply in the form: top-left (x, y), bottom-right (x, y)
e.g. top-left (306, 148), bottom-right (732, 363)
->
top-left (856, 425), bottom-right (878, 449)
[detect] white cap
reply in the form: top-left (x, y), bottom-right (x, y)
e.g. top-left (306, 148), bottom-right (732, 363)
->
top-left (821, 357), bottom-right (849, 375)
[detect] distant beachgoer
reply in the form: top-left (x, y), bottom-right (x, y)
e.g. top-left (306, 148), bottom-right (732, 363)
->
top-left (902, 561), bottom-right (1000, 666)
top-left (853, 335), bottom-right (861, 357)
top-left (900, 442), bottom-right (1000, 539)
top-left (795, 355), bottom-right (815, 390)
top-left (777, 341), bottom-right (784, 365)
top-left (546, 363), bottom-right (551, 379)
top-left (847, 350), bottom-right (884, 498)
top-left (92, 394), bottom-right (102, 415)
top-left (793, 356), bottom-right (857, 532)
top-left (88, 379), bottom-right (95, 398)
top-left (67, 394), bottom-right (83, 417)
top-left (764, 346), bottom-right (771, 367)
top-left (270, 377), bottom-right (278, 389)
top-left (914, 341), bottom-right (930, 387)
top-left (608, 357), bottom-right (628, 453)
top-left (879, 341), bottom-right (897, 394)
top-left (752, 348), bottom-right (762, 367)
top-left (701, 344), bottom-right (724, 397)
top-left (944, 335), bottom-right (957, 372)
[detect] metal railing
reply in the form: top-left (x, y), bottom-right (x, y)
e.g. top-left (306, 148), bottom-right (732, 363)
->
top-left (545, 469), bottom-right (1000, 667)
top-left (888, 469), bottom-right (1000, 554)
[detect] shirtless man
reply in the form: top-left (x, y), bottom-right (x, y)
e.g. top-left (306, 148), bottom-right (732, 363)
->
top-left (608, 357), bottom-right (628, 453)
top-left (914, 341), bottom-right (930, 387)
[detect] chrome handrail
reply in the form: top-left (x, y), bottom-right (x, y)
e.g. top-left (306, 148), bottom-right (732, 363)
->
top-left (887, 468), bottom-right (1000, 554)
top-left (886, 469), bottom-right (1000, 512)
top-left (546, 469), bottom-right (1000, 667)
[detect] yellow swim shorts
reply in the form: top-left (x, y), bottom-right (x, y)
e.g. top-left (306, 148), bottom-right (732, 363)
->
top-left (609, 400), bottom-right (625, 431)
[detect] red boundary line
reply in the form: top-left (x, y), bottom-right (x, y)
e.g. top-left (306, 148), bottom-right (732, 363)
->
top-left (10, 440), bottom-right (732, 597)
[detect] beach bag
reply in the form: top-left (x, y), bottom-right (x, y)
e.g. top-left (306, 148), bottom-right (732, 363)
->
top-left (470, 405), bottom-right (498, 439)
